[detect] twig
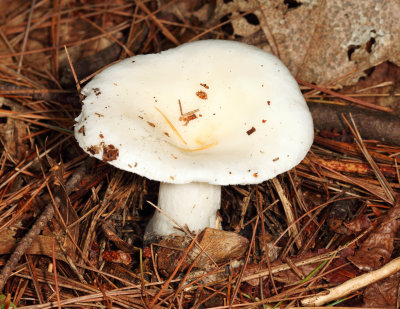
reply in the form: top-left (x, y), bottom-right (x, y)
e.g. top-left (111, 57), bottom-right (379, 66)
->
top-left (0, 198), bottom-right (56, 291)
top-left (0, 161), bottom-right (87, 292)
top-left (301, 256), bottom-right (400, 306)
top-left (308, 103), bottom-right (400, 145)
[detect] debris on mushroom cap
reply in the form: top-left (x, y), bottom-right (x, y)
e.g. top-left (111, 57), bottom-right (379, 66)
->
top-left (74, 40), bottom-right (313, 185)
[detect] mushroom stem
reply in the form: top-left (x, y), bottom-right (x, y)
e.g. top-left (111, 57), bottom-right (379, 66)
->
top-left (145, 182), bottom-right (222, 237)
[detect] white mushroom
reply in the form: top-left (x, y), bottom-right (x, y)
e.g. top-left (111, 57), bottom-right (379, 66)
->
top-left (74, 40), bottom-right (314, 238)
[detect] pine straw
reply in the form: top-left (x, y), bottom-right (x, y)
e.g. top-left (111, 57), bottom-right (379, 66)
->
top-left (0, 1), bottom-right (399, 308)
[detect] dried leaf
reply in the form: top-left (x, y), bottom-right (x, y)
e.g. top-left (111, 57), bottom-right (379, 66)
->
top-left (343, 215), bottom-right (371, 234)
top-left (363, 272), bottom-right (400, 307)
top-left (348, 200), bottom-right (400, 271)
top-left (213, 0), bottom-right (400, 85)
top-left (156, 228), bottom-right (249, 276)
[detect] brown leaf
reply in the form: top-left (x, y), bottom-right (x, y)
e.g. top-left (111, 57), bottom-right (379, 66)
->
top-left (213, 0), bottom-right (400, 85)
top-left (343, 215), bottom-right (371, 234)
top-left (156, 228), bottom-right (249, 276)
top-left (242, 263), bottom-right (264, 286)
top-left (363, 272), bottom-right (400, 307)
top-left (348, 200), bottom-right (400, 271)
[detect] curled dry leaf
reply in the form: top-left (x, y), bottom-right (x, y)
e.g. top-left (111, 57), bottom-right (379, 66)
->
top-left (348, 200), bottom-right (400, 271)
top-left (156, 228), bottom-right (249, 276)
top-left (343, 215), bottom-right (371, 234)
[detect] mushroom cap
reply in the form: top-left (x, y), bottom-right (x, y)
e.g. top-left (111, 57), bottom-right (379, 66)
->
top-left (74, 40), bottom-right (313, 185)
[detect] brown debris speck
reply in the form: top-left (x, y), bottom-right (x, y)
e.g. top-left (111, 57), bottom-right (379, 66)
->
top-left (196, 90), bottom-right (208, 100)
top-left (164, 132), bottom-right (170, 137)
top-left (253, 173), bottom-right (258, 178)
top-left (179, 107), bottom-right (200, 126)
top-left (246, 127), bottom-right (256, 135)
top-left (200, 83), bottom-right (209, 89)
top-left (134, 162), bottom-right (138, 167)
top-left (273, 157), bottom-right (279, 162)
top-left (95, 112), bottom-right (104, 117)
top-left (262, 119), bottom-right (267, 123)
top-left (102, 144), bottom-right (119, 162)
top-left (128, 164), bottom-right (132, 168)
top-left (87, 145), bottom-right (100, 155)
top-left (179, 113), bottom-right (197, 126)
top-left (99, 134), bottom-right (104, 138)
top-left (78, 126), bottom-right (85, 136)
top-left (147, 121), bottom-right (156, 127)
top-left (267, 100), bottom-right (271, 106)
top-left (170, 176), bottom-right (175, 180)
top-left (93, 88), bottom-right (101, 96)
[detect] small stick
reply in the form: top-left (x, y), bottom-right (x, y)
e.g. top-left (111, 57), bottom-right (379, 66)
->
top-left (301, 256), bottom-right (400, 306)
top-left (0, 201), bottom-right (56, 292)
top-left (0, 162), bottom-right (87, 292)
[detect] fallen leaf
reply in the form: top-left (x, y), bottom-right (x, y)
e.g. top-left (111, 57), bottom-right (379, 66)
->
top-left (212, 0), bottom-right (400, 85)
top-left (156, 228), bottom-right (249, 276)
top-left (363, 272), bottom-right (400, 307)
top-left (348, 200), bottom-right (400, 271)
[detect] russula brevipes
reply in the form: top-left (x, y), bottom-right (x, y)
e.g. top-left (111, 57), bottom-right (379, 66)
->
top-left (74, 40), bottom-right (314, 237)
